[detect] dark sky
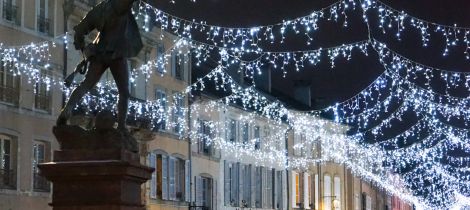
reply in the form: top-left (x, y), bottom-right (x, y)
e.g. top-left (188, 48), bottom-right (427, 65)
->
top-left (150, 0), bottom-right (470, 108)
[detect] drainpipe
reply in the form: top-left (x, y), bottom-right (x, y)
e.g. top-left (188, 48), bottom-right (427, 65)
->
top-left (187, 54), bottom-right (193, 207)
top-left (285, 129), bottom-right (290, 210)
top-left (62, 0), bottom-right (74, 107)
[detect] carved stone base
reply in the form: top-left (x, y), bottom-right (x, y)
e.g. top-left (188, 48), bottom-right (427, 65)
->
top-left (39, 158), bottom-right (152, 210)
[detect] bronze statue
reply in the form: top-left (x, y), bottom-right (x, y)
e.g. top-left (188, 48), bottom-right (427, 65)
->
top-left (57, 0), bottom-right (142, 132)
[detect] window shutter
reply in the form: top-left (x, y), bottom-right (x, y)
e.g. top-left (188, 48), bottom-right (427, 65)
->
top-left (195, 176), bottom-right (203, 206)
top-left (324, 175), bottom-right (332, 210)
top-left (238, 163), bottom-right (244, 207)
top-left (169, 157), bottom-right (176, 200)
top-left (185, 160), bottom-right (190, 202)
top-left (212, 179), bottom-right (217, 210)
top-left (149, 152), bottom-right (157, 199)
top-left (251, 165), bottom-right (256, 208)
top-left (171, 51), bottom-right (176, 77)
top-left (304, 172), bottom-right (310, 209)
top-left (292, 171), bottom-right (297, 208)
top-left (244, 164), bottom-right (251, 207)
top-left (334, 176), bottom-right (341, 210)
top-left (262, 167), bottom-right (266, 208)
top-left (224, 161), bottom-right (230, 206)
top-left (162, 155), bottom-right (169, 200)
top-left (197, 119), bottom-right (203, 153)
top-left (273, 170), bottom-right (278, 209)
top-left (315, 174), bottom-right (319, 210)
top-left (231, 163), bottom-right (239, 206)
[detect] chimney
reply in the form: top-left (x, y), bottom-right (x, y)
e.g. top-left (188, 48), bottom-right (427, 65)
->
top-left (253, 65), bottom-right (272, 93)
top-left (294, 80), bottom-right (311, 107)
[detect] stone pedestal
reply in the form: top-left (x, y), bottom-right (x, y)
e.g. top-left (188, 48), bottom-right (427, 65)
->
top-left (38, 123), bottom-right (153, 210)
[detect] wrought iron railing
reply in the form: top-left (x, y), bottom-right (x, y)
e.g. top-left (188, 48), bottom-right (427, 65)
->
top-left (37, 15), bottom-right (51, 35)
top-left (0, 85), bottom-right (19, 106)
top-left (2, 1), bottom-right (19, 25)
top-left (34, 92), bottom-right (51, 112)
top-left (0, 169), bottom-right (16, 189)
top-left (33, 172), bottom-right (50, 192)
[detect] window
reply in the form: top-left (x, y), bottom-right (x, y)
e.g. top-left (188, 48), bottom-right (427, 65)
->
top-left (226, 119), bottom-right (237, 142)
top-left (155, 88), bottom-right (167, 130)
top-left (224, 161), bottom-right (239, 207)
top-left (366, 194), bottom-right (372, 210)
top-left (196, 176), bottom-right (213, 210)
top-left (156, 43), bottom-right (165, 74)
top-left (34, 69), bottom-right (52, 112)
top-left (293, 133), bottom-right (306, 156)
top-left (334, 176), bottom-right (341, 210)
top-left (172, 94), bottom-right (185, 135)
top-left (241, 123), bottom-right (249, 144)
top-left (36, 0), bottom-right (51, 35)
top-left (171, 52), bottom-right (184, 80)
top-left (2, 0), bottom-right (20, 25)
top-left (154, 154), bottom-right (189, 201)
top-left (255, 166), bottom-right (262, 208)
top-left (0, 134), bottom-right (15, 189)
top-left (0, 61), bottom-right (20, 105)
top-left (198, 120), bottom-right (212, 155)
top-left (33, 141), bottom-right (50, 192)
top-left (355, 193), bottom-right (360, 210)
top-left (324, 175), bottom-right (332, 210)
top-left (254, 126), bottom-right (260, 150)
top-left (198, 119), bottom-right (212, 155)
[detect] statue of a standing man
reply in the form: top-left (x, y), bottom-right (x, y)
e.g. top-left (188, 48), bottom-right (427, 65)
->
top-left (57, 0), bottom-right (142, 132)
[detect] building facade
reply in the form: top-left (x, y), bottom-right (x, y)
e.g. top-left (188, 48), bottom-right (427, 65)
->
top-left (0, 0), bottom-right (66, 209)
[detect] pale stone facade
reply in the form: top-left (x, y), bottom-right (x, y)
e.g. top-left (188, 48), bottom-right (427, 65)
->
top-left (0, 0), bottom-right (66, 209)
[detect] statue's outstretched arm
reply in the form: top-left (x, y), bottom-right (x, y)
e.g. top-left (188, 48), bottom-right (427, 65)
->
top-left (110, 0), bottom-right (137, 16)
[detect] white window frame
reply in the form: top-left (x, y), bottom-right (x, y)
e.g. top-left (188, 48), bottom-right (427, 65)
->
top-left (324, 175), bottom-right (332, 210)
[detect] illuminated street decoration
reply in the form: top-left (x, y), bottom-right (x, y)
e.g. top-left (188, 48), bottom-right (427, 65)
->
top-left (0, 1), bottom-right (470, 208)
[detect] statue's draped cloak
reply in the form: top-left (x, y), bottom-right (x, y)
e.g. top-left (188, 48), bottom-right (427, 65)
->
top-left (74, 0), bottom-right (143, 59)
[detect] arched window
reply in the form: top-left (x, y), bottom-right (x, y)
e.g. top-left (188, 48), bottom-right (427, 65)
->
top-left (334, 176), bottom-right (341, 210)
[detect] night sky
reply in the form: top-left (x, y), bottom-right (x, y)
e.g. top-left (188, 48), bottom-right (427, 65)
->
top-left (149, 0), bottom-right (470, 108)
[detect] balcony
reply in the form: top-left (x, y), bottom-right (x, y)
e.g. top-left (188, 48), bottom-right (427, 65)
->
top-left (37, 15), bottom-right (52, 36)
top-left (0, 84), bottom-right (19, 106)
top-left (2, 1), bottom-right (20, 25)
top-left (33, 172), bottom-right (50, 192)
top-left (0, 169), bottom-right (16, 189)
